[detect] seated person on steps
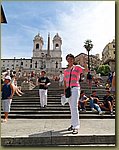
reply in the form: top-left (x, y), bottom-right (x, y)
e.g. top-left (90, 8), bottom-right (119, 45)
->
top-left (99, 90), bottom-right (114, 115)
top-left (78, 90), bottom-right (89, 112)
top-left (89, 90), bottom-right (104, 115)
top-left (11, 75), bottom-right (24, 96)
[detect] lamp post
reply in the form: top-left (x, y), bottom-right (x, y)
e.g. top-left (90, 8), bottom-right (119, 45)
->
top-left (84, 40), bottom-right (93, 71)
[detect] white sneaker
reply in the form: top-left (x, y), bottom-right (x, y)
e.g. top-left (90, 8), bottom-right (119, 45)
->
top-left (99, 111), bottom-right (105, 115)
top-left (91, 108), bottom-right (97, 112)
top-left (99, 111), bottom-right (103, 115)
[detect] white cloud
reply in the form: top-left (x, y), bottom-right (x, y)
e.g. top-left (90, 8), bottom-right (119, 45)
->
top-left (53, 1), bottom-right (115, 67)
top-left (2, 1), bottom-right (115, 68)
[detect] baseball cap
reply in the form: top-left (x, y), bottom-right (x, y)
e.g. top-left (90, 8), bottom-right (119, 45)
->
top-left (5, 76), bottom-right (11, 80)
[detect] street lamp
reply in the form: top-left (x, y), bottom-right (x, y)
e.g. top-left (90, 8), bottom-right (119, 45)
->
top-left (84, 40), bottom-right (93, 71)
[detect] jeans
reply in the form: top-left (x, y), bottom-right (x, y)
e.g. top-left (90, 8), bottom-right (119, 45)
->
top-left (68, 87), bottom-right (80, 129)
top-left (90, 99), bottom-right (102, 112)
top-left (80, 102), bottom-right (85, 110)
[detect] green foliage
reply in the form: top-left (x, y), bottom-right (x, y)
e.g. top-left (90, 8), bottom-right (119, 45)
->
top-left (94, 67), bottom-right (98, 73)
top-left (97, 64), bottom-right (110, 76)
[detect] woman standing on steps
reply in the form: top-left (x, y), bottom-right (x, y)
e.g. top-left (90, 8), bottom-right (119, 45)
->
top-left (63, 54), bottom-right (84, 134)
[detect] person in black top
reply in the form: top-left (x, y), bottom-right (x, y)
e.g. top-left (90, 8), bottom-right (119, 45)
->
top-left (99, 90), bottom-right (114, 115)
top-left (38, 70), bottom-right (51, 108)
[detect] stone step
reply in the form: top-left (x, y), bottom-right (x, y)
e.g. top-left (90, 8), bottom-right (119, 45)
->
top-left (22, 91), bottom-right (107, 96)
top-left (12, 97), bottom-right (110, 101)
top-left (14, 91), bottom-right (110, 95)
top-left (1, 79), bottom-right (114, 120)
top-left (1, 113), bottom-right (115, 119)
top-left (20, 88), bottom-right (109, 92)
top-left (1, 109), bottom-right (115, 114)
top-left (4, 106), bottom-right (115, 112)
top-left (10, 102), bottom-right (115, 108)
top-left (13, 94), bottom-right (111, 99)
top-left (11, 100), bottom-right (115, 107)
top-left (23, 91), bottom-right (107, 94)
top-left (8, 103), bottom-right (116, 108)
top-left (1, 135), bottom-right (115, 146)
top-left (11, 100), bottom-right (114, 104)
top-left (29, 86), bottom-right (106, 90)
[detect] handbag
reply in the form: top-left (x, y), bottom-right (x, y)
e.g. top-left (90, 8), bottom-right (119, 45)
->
top-left (65, 68), bottom-right (73, 98)
top-left (65, 87), bottom-right (71, 98)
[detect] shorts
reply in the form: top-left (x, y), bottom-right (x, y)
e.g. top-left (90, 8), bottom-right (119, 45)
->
top-left (2, 99), bottom-right (12, 112)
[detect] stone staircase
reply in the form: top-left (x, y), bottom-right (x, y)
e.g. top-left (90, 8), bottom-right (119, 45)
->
top-left (1, 80), bottom-right (115, 119)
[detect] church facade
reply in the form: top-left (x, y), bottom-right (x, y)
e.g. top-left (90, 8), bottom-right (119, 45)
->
top-left (1, 33), bottom-right (62, 76)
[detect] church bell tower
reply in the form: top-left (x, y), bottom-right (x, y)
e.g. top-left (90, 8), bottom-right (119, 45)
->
top-left (33, 33), bottom-right (44, 57)
top-left (53, 33), bottom-right (62, 51)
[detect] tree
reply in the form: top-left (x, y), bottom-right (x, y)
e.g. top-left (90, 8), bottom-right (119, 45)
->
top-left (84, 40), bottom-right (93, 70)
top-left (97, 64), bottom-right (111, 76)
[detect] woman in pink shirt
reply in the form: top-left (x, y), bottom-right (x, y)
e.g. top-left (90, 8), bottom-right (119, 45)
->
top-left (64, 54), bottom-right (84, 134)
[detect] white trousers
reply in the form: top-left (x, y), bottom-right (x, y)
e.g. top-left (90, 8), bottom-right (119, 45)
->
top-left (39, 89), bottom-right (47, 107)
top-left (68, 87), bottom-right (80, 129)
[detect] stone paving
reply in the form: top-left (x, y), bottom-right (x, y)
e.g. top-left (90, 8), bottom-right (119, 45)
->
top-left (1, 118), bottom-right (115, 146)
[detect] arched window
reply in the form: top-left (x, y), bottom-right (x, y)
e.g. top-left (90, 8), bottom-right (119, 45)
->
top-left (36, 43), bottom-right (39, 49)
top-left (56, 61), bottom-right (58, 68)
top-left (55, 43), bottom-right (59, 49)
top-left (35, 61), bottom-right (37, 68)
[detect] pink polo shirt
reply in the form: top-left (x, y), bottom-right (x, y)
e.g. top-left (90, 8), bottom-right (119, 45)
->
top-left (64, 65), bottom-right (83, 87)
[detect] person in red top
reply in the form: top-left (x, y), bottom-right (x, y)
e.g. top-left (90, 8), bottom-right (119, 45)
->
top-left (63, 54), bottom-right (84, 134)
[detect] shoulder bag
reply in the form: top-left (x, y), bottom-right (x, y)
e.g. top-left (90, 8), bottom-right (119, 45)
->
top-left (65, 68), bottom-right (73, 98)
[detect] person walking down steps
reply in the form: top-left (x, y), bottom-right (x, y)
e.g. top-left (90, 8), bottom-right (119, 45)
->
top-left (38, 70), bottom-right (51, 108)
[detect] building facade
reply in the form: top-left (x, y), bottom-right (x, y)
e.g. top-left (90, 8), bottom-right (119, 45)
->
top-left (75, 53), bottom-right (101, 72)
top-left (1, 33), bottom-right (62, 76)
top-left (102, 39), bottom-right (115, 72)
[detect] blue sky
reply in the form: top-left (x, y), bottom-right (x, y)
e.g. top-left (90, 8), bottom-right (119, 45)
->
top-left (1, 1), bottom-right (115, 67)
